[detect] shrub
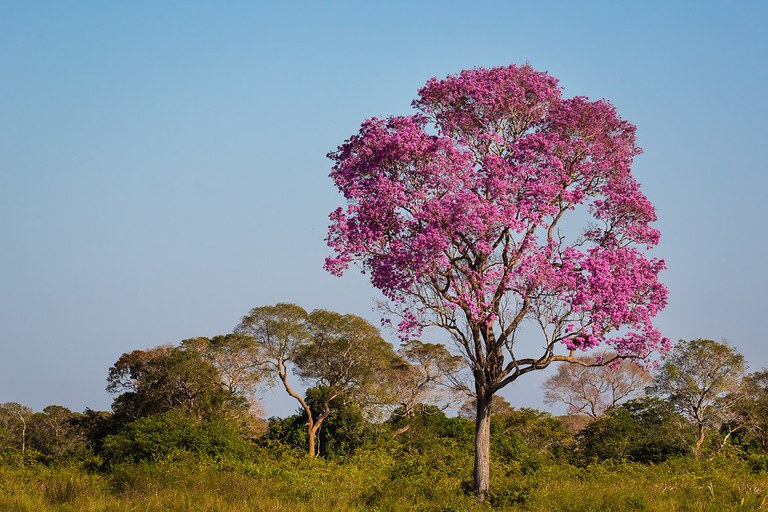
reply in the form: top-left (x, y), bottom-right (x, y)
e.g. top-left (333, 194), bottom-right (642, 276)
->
top-left (101, 413), bottom-right (253, 464)
top-left (578, 398), bottom-right (691, 463)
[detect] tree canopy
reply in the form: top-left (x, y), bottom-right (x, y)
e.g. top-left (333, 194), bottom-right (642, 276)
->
top-left (106, 345), bottom-right (244, 423)
top-left (236, 304), bottom-right (401, 457)
top-left (649, 338), bottom-right (746, 457)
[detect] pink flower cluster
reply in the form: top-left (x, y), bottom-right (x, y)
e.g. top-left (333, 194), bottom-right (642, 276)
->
top-left (325, 64), bottom-right (668, 358)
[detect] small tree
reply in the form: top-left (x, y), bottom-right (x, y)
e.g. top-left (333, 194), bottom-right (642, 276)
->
top-left (266, 386), bottom-right (374, 457)
top-left (237, 304), bottom-right (400, 457)
top-left (721, 369), bottom-right (768, 453)
top-left (325, 63), bottom-right (668, 496)
top-left (181, 334), bottom-right (268, 434)
top-left (69, 409), bottom-right (116, 455)
top-left (542, 352), bottom-right (651, 418)
top-left (181, 334), bottom-right (267, 397)
top-left (649, 338), bottom-right (746, 457)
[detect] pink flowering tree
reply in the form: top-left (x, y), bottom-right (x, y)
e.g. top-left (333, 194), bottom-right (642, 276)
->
top-left (325, 64), bottom-right (668, 497)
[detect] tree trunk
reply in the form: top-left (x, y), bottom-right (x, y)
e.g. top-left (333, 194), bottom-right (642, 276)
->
top-left (306, 418), bottom-right (316, 458)
top-left (307, 399), bottom-right (332, 458)
top-left (693, 423), bottom-right (705, 458)
top-left (277, 363), bottom-right (318, 458)
top-left (473, 392), bottom-right (493, 499)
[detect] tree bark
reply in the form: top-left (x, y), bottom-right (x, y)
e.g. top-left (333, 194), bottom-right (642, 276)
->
top-left (693, 423), bottom-right (705, 458)
top-left (276, 362), bottom-right (317, 458)
top-left (307, 419), bottom-right (316, 458)
top-left (473, 391), bottom-right (493, 499)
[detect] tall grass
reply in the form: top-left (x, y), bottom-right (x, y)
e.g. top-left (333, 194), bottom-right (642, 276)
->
top-left (1, 455), bottom-right (768, 511)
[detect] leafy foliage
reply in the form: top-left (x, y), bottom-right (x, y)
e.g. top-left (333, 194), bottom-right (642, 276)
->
top-left (107, 345), bottom-right (244, 422)
top-left (27, 406), bottom-right (87, 459)
top-left (649, 339), bottom-right (746, 456)
top-left (101, 413), bottom-right (253, 464)
top-left (727, 369), bottom-right (768, 454)
top-left (578, 398), bottom-right (691, 463)
top-left (491, 407), bottom-right (575, 463)
top-left (237, 304), bottom-right (402, 457)
top-left (264, 386), bottom-right (376, 458)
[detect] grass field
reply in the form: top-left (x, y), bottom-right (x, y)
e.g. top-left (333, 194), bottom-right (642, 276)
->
top-left (2, 453), bottom-right (768, 512)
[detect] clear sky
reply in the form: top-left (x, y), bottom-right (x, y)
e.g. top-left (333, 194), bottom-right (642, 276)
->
top-left (1, 1), bottom-right (766, 418)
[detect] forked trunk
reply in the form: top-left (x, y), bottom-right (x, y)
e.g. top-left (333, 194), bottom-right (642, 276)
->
top-left (277, 365), bottom-right (318, 458)
top-left (307, 400), bottom-right (332, 458)
top-left (473, 392), bottom-right (493, 499)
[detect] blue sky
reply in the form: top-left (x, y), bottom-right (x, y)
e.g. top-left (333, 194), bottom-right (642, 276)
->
top-left (1, 1), bottom-right (766, 417)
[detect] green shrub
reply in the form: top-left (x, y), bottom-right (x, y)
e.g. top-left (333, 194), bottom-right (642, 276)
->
top-left (747, 453), bottom-right (768, 473)
top-left (578, 398), bottom-right (691, 463)
top-left (101, 413), bottom-right (253, 464)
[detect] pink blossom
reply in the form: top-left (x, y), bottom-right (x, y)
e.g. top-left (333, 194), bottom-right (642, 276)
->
top-left (325, 64), bottom-right (667, 366)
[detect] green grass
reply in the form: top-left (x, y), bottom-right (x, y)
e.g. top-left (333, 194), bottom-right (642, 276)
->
top-left (1, 456), bottom-right (768, 511)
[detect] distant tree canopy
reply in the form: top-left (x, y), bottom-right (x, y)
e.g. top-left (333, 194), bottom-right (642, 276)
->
top-left (0, 403), bottom-right (32, 453)
top-left (542, 352), bottom-right (651, 418)
top-left (730, 370), bottom-right (768, 453)
top-left (107, 345), bottom-right (246, 423)
top-left (0, 403), bottom-right (86, 459)
top-left (649, 339), bottom-right (746, 457)
top-left (382, 340), bottom-right (466, 434)
top-left (236, 303), bottom-right (403, 457)
top-left (5, 321), bottom-right (768, 504)
top-left (180, 334), bottom-right (267, 398)
top-left (577, 397), bottom-right (691, 463)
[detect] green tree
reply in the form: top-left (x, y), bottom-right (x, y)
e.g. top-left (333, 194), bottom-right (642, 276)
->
top-left (69, 409), bottom-right (117, 455)
top-left (236, 304), bottom-right (401, 457)
top-left (649, 339), bottom-right (746, 457)
top-left (577, 397), bottom-right (690, 463)
top-left (264, 386), bottom-right (374, 457)
top-left (107, 345), bottom-right (241, 422)
top-left (180, 333), bottom-right (267, 397)
top-left (491, 408), bottom-right (574, 463)
top-left (27, 405), bottom-right (86, 458)
top-left (727, 369), bottom-right (768, 454)
top-left (181, 334), bottom-right (268, 435)
top-left (0, 402), bottom-right (32, 454)
top-left (383, 340), bottom-right (466, 434)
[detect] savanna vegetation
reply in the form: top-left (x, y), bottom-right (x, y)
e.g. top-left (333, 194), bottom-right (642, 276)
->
top-left (2, 64), bottom-right (760, 510)
top-left (2, 308), bottom-right (768, 511)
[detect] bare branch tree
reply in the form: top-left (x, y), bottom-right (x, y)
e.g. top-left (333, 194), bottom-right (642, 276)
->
top-left (542, 351), bottom-right (651, 418)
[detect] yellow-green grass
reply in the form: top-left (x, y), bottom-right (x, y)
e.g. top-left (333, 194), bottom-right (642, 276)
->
top-left (1, 457), bottom-right (768, 511)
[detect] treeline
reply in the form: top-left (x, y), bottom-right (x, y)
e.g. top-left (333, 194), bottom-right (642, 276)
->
top-left (2, 305), bottom-right (768, 479)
